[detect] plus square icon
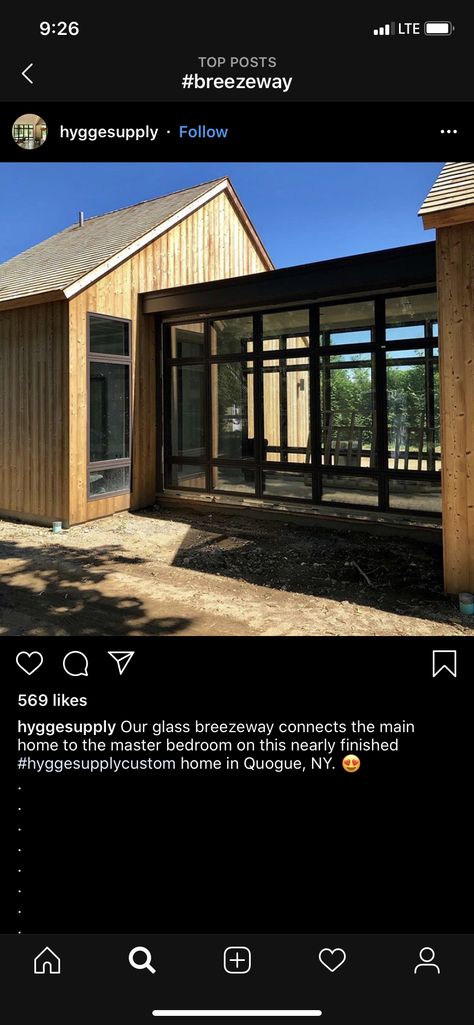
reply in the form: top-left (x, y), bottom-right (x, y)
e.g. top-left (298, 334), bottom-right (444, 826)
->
top-left (224, 946), bottom-right (252, 974)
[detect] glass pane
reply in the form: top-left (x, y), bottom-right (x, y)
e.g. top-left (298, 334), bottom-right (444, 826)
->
top-left (213, 467), bottom-right (255, 494)
top-left (90, 316), bottom-right (130, 356)
top-left (262, 309), bottom-right (309, 350)
top-left (89, 363), bottom-right (129, 462)
top-left (263, 357), bottom-right (310, 463)
top-left (212, 362), bottom-right (254, 459)
top-left (167, 465), bottom-right (207, 489)
top-left (320, 301), bottom-right (374, 345)
top-left (386, 350), bottom-right (441, 471)
top-left (263, 470), bottom-right (311, 500)
top-left (89, 465), bottom-right (130, 497)
top-left (210, 316), bottom-right (253, 355)
top-left (385, 293), bottom-right (437, 340)
top-left (389, 478), bottom-right (441, 514)
top-left (320, 359), bottom-right (375, 468)
top-left (170, 322), bottom-right (205, 359)
top-left (322, 474), bottom-right (378, 506)
top-left (170, 365), bottom-right (206, 458)
top-left (325, 351), bottom-right (374, 365)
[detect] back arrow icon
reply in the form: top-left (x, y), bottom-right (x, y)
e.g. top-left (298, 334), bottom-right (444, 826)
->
top-left (22, 63), bottom-right (34, 84)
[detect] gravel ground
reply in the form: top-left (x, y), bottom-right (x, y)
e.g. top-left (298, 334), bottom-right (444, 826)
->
top-left (0, 507), bottom-right (471, 636)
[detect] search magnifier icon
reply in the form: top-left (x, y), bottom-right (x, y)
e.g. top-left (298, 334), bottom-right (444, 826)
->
top-left (128, 946), bottom-right (156, 974)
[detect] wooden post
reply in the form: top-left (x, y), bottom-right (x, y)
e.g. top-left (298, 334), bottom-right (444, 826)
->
top-left (420, 164), bottom-right (474, 593)
top-left (435, 222), bottom-right (474, 592)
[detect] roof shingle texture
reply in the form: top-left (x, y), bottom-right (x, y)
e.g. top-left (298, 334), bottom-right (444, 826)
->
top-left (419, 162), bottom-right (474, 215)
top-left (0, 178), bottom-right (225, 303)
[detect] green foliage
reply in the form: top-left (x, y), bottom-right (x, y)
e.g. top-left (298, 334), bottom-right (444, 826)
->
top-left (323, 361), bottom-right (440, 438)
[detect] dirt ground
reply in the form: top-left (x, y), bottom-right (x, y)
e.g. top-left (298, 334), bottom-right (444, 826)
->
top-left (0, 507), bottom-right (472, 636)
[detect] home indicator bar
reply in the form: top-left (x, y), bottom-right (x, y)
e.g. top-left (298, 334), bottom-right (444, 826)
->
top-left (151, 1013), bottom-right (323, 1018)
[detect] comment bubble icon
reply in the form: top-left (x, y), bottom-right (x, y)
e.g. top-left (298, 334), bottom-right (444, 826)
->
top-left (63, 650), bottom-right (89, 677)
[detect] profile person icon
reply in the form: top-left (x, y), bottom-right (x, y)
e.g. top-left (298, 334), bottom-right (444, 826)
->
top-left (414, 947), bottom-right (440, 974)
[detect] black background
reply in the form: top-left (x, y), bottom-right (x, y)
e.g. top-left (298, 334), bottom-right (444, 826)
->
top-left (4, 636), bottom-right (472, 1021)
top-left (0, 102), bottom-right (472, 161)
top-left (2, 14), bottom-right (474, 1010)
top-left (6, 637), bottom-right (470, 935)
top-left (1, 10), bottom-right (474, 101)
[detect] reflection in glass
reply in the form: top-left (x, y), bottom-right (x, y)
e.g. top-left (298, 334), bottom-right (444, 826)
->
top-left (89, 363), bottom-right (130, 462)
top-left (385, 293), bottom-right (438, 340)
top-left (322, 474), bottom-right (378, 506)
top-left (320, 357), bottom-right (375, 468)
top-left (386, 349), bottom-right (440, 471)
top-left (389, 478), bottom-right (441, 514)
top-left (170, 365), bottom-right (205, 458)
top-left (262, 309), bottom-right (309, 350)
top-left (263, 470), bottom-right (311, 500)
top-left (164, 297), bottom-right (441, 516)
top-left (212, 362), bottom-right (254, 459)
top-left (170, 322), bottom-right (205, 359)
top-left (89, 465), bottom-right (130, 497)
top-left (90, 316), bottom-right (130, 356)
top-left (213, 467), bottom-right (255, 494)
top-left (167, 465), bottom-right (207, 489)
top-left (320, 301), bottom-right (374, 345)
top-left (211, 316), bottom-right (253, 355)
top-left (263, 357), bottom-right (310, 464)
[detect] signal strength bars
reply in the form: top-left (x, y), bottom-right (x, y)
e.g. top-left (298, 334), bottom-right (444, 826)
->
top-left (373, 23), bottom-right (396, 35)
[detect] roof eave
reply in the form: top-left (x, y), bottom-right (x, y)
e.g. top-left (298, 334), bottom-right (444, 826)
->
top-left (0, 289), bottom-right (65, 312)
top-left (420, 201), bottom-right (474, 230)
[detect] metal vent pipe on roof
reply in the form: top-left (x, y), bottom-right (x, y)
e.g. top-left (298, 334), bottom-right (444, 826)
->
top-left (78, 211), bottom-right (84, 227)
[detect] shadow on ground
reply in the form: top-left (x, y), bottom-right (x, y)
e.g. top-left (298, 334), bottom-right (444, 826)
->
top-left (0, 539), bottom-right (190, 636)
top-left (137, 506), bottom-right (465, 629)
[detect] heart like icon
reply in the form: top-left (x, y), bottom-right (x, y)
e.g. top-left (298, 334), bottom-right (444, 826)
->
top-left (318, 948), bottom-right (347, 973)
top-left (16, 651), bottom-right (44, 676)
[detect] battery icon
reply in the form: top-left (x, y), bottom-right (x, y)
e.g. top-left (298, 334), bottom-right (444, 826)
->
top-left (424, 21), bottom-right (453, 35)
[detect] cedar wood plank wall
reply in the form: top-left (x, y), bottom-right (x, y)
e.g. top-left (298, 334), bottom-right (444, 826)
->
top-left (262, 352), bottom-right (310, 463)
top-left (436, 222), bottom-right (474, 592)
top-left (68, 191), bottom-right (269, 525)
top-left (0, 301), bottom-right (69, 523)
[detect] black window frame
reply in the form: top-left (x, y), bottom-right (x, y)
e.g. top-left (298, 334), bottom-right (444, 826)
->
top-left (161, 288), bottom-right (441, 517)
top-left (87, 312), bottom-right (132, 501)
top-left (13, 124), bottom-right (34, 142)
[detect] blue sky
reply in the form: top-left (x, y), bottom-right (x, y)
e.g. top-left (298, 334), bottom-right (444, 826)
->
top-left (0, 162), bottom-right (441, 268)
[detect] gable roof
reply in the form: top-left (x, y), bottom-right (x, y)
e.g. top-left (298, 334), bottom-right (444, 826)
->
top-left (419, 162), bottom-right (474, 224)
top-left (0, 177), bottom-right (273, 307)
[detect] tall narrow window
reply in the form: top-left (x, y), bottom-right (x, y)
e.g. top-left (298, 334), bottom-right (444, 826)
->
top-left (88, 315), bottom-right (131, 499)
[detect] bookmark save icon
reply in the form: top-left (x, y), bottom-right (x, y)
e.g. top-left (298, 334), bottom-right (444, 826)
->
top-left (108, 651), bottom-right (135, 675)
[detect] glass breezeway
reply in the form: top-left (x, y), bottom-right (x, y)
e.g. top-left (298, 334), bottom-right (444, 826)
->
top-left (163, 292), bottom-right (441, 516)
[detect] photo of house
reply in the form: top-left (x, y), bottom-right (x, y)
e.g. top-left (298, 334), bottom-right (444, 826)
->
top-left (0, 163), bottom-right (473, 634)
top-left (12, 113), bottom-right (48, 150)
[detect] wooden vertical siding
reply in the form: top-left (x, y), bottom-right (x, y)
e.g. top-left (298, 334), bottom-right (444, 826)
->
top-left (437, 223), bottom-right (474, 592)
top-left (68, 191), bottom-right (270, 524)
top-left (263, 355), bottom-right (310, 463)
top-left (0, 301), bottom-right (69, 523)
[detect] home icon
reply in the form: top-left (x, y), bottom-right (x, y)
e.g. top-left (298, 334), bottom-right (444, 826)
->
top-left (33, 947), bottom-right (61, 975)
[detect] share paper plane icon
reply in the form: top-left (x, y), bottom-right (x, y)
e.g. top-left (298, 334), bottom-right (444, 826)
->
top-left (108, 651), bottom-right (135, 675)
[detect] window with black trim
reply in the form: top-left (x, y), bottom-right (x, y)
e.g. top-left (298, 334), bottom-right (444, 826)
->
top-left (13, 124), bottom-right (34, 142)
top-left (163, 291), bottom-right (440, 516)
top-left (88, 314), bottom-right (131, 499)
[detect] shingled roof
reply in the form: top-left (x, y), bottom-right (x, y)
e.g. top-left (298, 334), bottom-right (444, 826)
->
top-left (419, 162), bottom-right (474, 217)
top-left (0, 177), bottom-right (271, 306)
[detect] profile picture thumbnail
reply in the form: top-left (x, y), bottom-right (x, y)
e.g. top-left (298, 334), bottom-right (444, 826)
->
top-left (12, 113), bottom-right (48, 150)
